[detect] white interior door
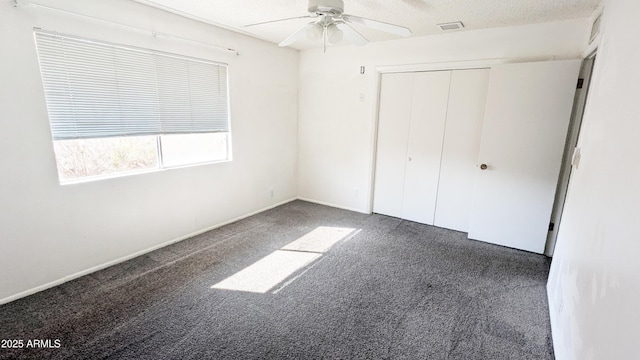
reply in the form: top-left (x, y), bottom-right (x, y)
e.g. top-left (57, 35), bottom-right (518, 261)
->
top-left (372, 73), bottom-right (413, 218)
top-left (401, 71), bottom-right (451, 224)
top-left (468, 60), bottom-right (581, 253)
top-left (434, 69), bottom-right (490, 232)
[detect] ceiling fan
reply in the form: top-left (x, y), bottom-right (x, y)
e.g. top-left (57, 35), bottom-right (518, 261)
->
top-left (244, 0), bottom-right (412, 51)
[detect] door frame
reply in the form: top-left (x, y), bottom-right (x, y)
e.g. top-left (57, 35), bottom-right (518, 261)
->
top-left (544, 51), bottom-right (597, 256)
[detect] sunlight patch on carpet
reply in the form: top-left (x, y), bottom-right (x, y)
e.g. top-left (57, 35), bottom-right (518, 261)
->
top-left (211, 227), bottom-right (358, 293)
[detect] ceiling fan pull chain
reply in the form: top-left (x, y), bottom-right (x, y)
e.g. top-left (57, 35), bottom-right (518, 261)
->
top-left (323, 26), bottom-right (327, 53)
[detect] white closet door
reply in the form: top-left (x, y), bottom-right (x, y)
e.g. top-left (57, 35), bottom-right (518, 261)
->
top-left (468, 60), bottom-right (581, 253)
top-left (434, 69), bottom-right (490, 232)
top-left (373, 73), bottom-right (414, 218)
top-left (401, 71), bottom-right (451, 224)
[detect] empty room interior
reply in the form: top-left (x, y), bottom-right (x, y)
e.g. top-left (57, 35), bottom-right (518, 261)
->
top-left (1, 0), bottom-right (638, 358)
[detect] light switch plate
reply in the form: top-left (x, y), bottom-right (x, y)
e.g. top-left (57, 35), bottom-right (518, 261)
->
top-left (571, 147), bottom-right (581, 169)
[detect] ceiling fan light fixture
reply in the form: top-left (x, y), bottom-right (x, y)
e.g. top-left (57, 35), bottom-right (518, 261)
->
top-left (326, 23), bottom-right (343, 44)
top-left (306, 22), bottom-right (324, 42)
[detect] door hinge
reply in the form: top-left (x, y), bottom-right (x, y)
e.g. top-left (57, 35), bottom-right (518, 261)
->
top-left (577, 78), bottom-right (584, 89)
top-left (548, 222), bottom-right (555, 232)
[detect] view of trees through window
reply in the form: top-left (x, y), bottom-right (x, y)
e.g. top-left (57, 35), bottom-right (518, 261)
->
top-left (53, 136), bottom-right (159, 181)
top-left (52, 133), bottom-right (230, 182)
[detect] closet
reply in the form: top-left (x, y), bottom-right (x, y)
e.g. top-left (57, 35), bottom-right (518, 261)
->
top-left (373, 68), bottom-right (489, 231)
top-left (373, 60), bottom-right (580, 253)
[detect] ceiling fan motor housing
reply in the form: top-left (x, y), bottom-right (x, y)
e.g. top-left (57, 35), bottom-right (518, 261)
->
top-left (308, 0), bottom-right (344, 16)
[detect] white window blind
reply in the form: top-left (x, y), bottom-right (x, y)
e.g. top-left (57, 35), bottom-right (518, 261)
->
top-left (34, 30), bottom-right (229, 140)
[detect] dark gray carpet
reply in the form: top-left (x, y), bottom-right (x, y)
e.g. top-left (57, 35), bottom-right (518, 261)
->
top-left (0, 200), bottom-right (554, 359)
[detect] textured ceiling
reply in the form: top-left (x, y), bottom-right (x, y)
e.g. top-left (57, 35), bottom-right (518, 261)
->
top-left (132, 0), bottom-right (600, 50)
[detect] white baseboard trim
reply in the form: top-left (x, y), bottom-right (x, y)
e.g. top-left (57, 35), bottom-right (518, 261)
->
top-left (0, 197), bottom-right (297, 305)
top-left (296, 197), bottom-right (370, 214)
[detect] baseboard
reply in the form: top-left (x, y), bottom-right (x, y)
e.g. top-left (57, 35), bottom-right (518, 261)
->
top-left (0, 197), bottom-right (297, 305)
top-left (296, 197), bottom-right (370, 214)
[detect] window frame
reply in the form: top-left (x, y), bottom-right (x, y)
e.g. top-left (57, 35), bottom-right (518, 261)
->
top-left (34, 29), bottom-right (233, 184)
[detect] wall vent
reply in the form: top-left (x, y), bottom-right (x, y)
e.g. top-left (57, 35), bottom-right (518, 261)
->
top-left (437, 21), bottom-right (464, 31)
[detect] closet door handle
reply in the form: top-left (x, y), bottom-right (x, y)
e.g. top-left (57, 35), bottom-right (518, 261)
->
top-left (408, 157), bottom-right (412, 162)
top-left (480, 164), bottom-right (488, 170)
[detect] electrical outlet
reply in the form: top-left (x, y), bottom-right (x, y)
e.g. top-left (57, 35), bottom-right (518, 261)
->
top-left (354, 188), bottom-right (360, 198)
top-left (270, 187), bottom-right (274, 198)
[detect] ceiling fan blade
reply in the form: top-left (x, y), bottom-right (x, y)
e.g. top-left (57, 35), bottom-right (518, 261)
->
top-left (244, 15), bottom-right (316, 28)
top-left (279, 23), bottom-right (314, 47)
top-left (343, 15), bottom-right (412, 37)
top-left (335, 22), bottom-right (369, 46)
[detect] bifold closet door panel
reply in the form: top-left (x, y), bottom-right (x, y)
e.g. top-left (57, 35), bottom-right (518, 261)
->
top-left (401, 71), bottom-right (451, 224)
top-left (468, 59), bottom-right (580, 254)
top-left (373, 73), bottom-right (414, 218)
top-left (433, 69), bottom-right (490, 232)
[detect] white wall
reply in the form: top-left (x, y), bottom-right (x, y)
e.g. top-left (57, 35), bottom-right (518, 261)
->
top-left (0, 0), bottom-right (298, 303)
top-left (297, 19), bottom-right (590, 213)
top-left (547, 1), bottom-right (640, 358)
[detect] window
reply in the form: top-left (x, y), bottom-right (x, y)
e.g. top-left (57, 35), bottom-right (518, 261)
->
top-left (34, 30), bottom-right (231, 183)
